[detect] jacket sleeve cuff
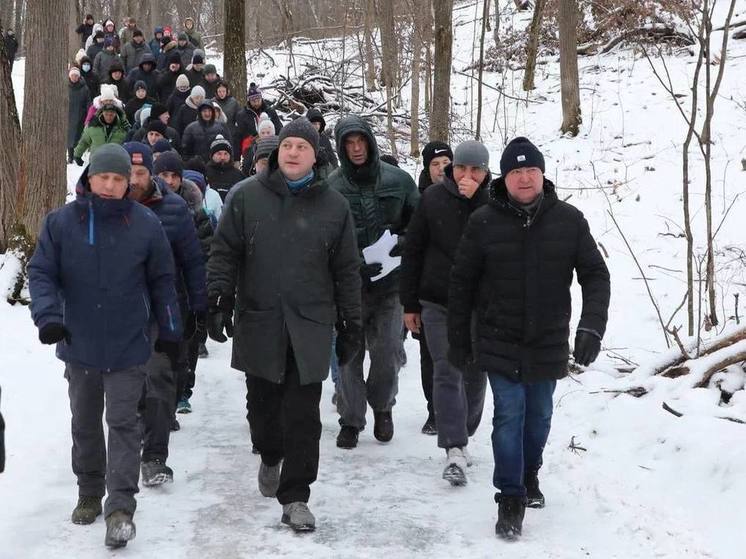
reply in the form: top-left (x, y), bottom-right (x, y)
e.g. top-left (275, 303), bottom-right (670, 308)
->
top-left (576, 327), bottom-right (602, 340)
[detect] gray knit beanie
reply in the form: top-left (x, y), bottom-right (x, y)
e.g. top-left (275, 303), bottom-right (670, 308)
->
top-left (88, 144), bottom-right (132, 178)
top-left (278, 117), bottom-right (319, 155)
top-left (452, 140), bottom-right (490, 171)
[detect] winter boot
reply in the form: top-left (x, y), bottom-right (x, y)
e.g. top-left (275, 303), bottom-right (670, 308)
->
top-left (442, 447), bottom-right (468, 486)
top-left (71, 496), bottom-right (102, 525)
top-left (281, 502), bottom-right (316, 532)
top-left (198, 342), bottom-right (209, 358)
top-left (141, 459), bottom-right (174, 487)
top-left (67, 148), bottom-right (74, 164)
top-left (258, 460), bottom-right (282, 498)
top-left (421, 413), bottom-right (437, 435)
top-left (525, 469), bottom-right (545, 508)
top-left (495, 494), bottom-right (526, 541)
top-left (104, 510), bottom-right (136, 548)
top-left (373, 411), bottom-right (394, 442)
top-left (170, 417), bottom-right (180, 431)
top-left (176, 398), bottom-right (192, 414)
top-left (336, 425), bottom-right (359, 449)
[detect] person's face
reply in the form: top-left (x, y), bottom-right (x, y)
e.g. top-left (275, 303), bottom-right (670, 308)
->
top-left (105, 23), bottom-right (114, 32)
top-left (106, 45), bottom-right (115, 52)
top-left (142, 62), bottom-right (154, 72)
top-left (169, 62), bottom-right (180, 72)
top-left (212, 150), bottom-right (231, 165)
top-left (155, 32), bottom-right (163, 40)
top-left (200, 107), bottom-right (212, 121)
top-left (82, 62), bottom-right (91, 72)
top-left (192, 93), bottom-right (205, 105)
top-left (185, 19), bottom-right (194, 30)
top-left (147, 131), bottom-right (164, 145)
top-left (178, 39), bottom-right (187, 47)
top-left (128, 21), bottom-right (136, 29)
top-left (249, 97), bottom-right (262, 110)
top-left (127, 165), bottom-right (151, 201)
top-left (111, 70), bottom-right (123, 81)
top-left (89, 172), bottom-right (128, 199)
top-left (428, 155), bottom-right (450, 184)
top-left (254, 158), bottom-right (268, 174)
top-left (96, 36), bottom-right (104, 44)
top-left (158, 112), bottom-right (170, 124)
top-left (70, 73), bottom-right (80, 83)
top-left (205, 72), bottom-right (217, 82)
top-left (452, 164), bottom-right (487, 199)
top-left (311, 121), bottom-right (321, 131)
top-left (278, 137), bottom-right (315, 180)
top-left (259, 127), bottom-right (273, 138)
top-left (134, 35), bottom-right (144, 44)
top-left (158, 171), bottom-right (181, 191)
top-left (136, 88), bottom-right (146, 99)
top-left (217, 85), bottom-right (228, 99)
top-left (102, 109), bottom-right (116, 124)
top-left (86, 17), bottom-right (93, 24)
top-left (344, 133), bottom-right (368, 166)
top-left (194, 63), bottom-right (204, 71)
top-left (504, 166), bottom-right (543, 204)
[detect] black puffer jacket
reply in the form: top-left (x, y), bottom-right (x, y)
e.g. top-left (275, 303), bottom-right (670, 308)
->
top-left (181, 105), bottom-right (232, 161)
top-left (234, 100), bottom-right (283, 156)
top-left (447, 177), bottom-right (610, 382)
top-left (399, 165), bottom-right (489, 313)
top-left (206, 160), bottom-right (246, 201)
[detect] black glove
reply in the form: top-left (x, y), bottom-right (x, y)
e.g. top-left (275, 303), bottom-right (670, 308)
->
top-left (74, 157), bottom-right (84, 166)
top-left (335, 320), bottom-right (363, 368)
top-left (448, 345), bottom-right (474, 371)
top-left (360, 262), bottom-right (383, 280)
top-left (388, 238), bottom-right (405, 257)
top-left (39, 323), bottom-right (70, 345)
top-left (195, 311), bottom-right (208, 343)
top-left (154, 339), bottom-right (181, 369)
top-left (183, 311), bottom-right (206, 341)
top-left (573, 330), bottom-right (601, 366)
top-left (207, 294), bottom-right (234, 343)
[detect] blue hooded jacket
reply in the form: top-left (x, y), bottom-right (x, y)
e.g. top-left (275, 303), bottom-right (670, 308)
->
top-left (28, 169), bottom-right (182, 371)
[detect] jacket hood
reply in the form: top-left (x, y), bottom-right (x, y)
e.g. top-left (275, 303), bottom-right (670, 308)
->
top-left (139, 53), bottom-right (156, 69)
top-left (306, 108), bottom-right (326, 132)
top-left (334, 115), bottom-right (379, 182)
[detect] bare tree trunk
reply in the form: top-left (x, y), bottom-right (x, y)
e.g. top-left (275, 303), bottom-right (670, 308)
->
top-left (493, 0), bottom-right (500, 45)
top-left (558, 0), bottom-right (581, 136)
top-left (13, 0), bottom-right (24, 53)
top-left (430, 0), bottom-right (452, 143)
top-left (224, 0), bottom-right (247, 106)
top-left (363, 0), bottom-right (377, 91)
top-left (68, 0), bottom-right (82, 61)
top-left (150, 0), bottom-right (159, 38)
top-left (523, 0), bottom-right (545, 91)
top-left (379, 0), bottom-right (397, 154)
top-left (475, 0), bottom-right (489, 140)
top-left (409, 0), bottom-right (422, 156)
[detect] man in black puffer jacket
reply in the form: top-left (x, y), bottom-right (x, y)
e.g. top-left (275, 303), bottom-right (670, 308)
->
top-left (205, 135), bottom-right (245, 201)
top-left (447, 137), bottom-right (610, 541)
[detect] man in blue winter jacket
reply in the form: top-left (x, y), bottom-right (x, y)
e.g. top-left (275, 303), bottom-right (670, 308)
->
top-left (28, 144), bottom-right (182, 549)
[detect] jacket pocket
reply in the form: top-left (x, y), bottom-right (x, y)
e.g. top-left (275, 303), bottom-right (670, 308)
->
top-left (297, 303), bottom-right (336, 325)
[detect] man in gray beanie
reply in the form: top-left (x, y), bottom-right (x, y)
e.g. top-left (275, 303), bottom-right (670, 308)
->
top-left (447, 136), bottom-right (610, 540)
top-left (207, 115), bottom-right (361, 533)
top-left (28, 143), bottom-right (182, 548)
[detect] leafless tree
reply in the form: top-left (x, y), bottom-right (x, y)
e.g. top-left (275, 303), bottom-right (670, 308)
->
top-left (523, 0), bottom-right (545, 91)
top-left (430, 0), bottom-right (453, 142)
top-left (558, 0), bottom-right (581, 136)
top-left (224, 0), bottom-right (247, 106)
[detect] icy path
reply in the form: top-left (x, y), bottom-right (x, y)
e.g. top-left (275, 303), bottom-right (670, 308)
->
top-left (0, 303), bottom-right (737, 558)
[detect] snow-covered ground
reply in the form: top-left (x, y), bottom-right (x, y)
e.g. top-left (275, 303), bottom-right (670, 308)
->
top-left (3, 1), bottom-right (746, 557)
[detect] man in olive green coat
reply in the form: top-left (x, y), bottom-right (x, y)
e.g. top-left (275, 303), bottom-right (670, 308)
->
top-left (207, 117), bottom-right (362, 533)
top-left (73, 104), bottom-right (130, 164)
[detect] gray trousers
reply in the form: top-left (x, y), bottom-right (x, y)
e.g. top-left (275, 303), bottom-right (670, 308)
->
top-left (66, 364), bottom-right (146, 517)
top-left (421, 303), bottom-right (486, 450)
top-left (337, 289), bottom-right (403, 430)
top-left (141, 348), bottom-right (177, 463)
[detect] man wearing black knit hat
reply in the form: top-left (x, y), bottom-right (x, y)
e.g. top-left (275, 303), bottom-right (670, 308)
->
top-left (447, 136), bottom-right (610, 540)
top-left (206, 134), bottom-right (245, 201)
top-left (207, 117), bottom-right (362, 533)
top-left (418, 140), bottom-right (453, 193)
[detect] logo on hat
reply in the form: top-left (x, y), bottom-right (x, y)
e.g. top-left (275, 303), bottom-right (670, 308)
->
top-left (517, 155), bottom-right (526, 162)
top-left (131, 153), bottom-right (144, 165)
top-left (434, 148), bottom-right (449, 154)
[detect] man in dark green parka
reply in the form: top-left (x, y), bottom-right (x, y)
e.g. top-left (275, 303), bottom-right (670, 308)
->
top-left (207, 117), bottom-right (362, 533)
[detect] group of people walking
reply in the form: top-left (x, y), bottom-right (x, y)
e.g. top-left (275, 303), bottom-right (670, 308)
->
top-left (22, 10), bottom-right (610, 551)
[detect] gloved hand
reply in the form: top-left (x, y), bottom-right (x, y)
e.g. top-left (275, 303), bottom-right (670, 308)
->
top-left (389, 238), bottom-right (405, 257)
top-left (195, 311), bottom-right (208, 343)
top-left (74, 157), bottom-right (84, 167)
top-left (573, 330), bottom-right (601, 366)
top-left (448, 345), bottom-right (474, 371)
top-left (335, 320), bottom-right (363, 368)
top-left (184, 311), bottom-right (207, 340)
top-left (154, 339), bottom-right (181, 370)
top-left (360, 262), bottom-right (383, 280)
top-left (207, 294), bottom-right (234, 343)
top-left (38, 323), bottom-right (70, 345)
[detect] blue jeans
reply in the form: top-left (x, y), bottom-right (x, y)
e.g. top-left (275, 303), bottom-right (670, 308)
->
top-left (488, 372), bottom-right (556, 496)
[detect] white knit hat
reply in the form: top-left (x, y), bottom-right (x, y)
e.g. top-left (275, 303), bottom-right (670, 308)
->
top-left (257, 113), bottom-right (275, 135)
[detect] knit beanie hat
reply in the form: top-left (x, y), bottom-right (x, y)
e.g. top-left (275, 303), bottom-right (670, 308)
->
top-left (204, 64), bottom-right (217, 76)
top-left (168, 51), bottom-right (181, 65)
top-left (257, 114), bottom-right (275, 135)
top-left (133, 29), bottom-right (144, 38)
top-left (123, 142), bottom-right (154, 174)
top-left (175, 74), bottom-right (190, 92)
top-left (99, 84), bottom-right (118, 103)
top-left (139, 107), bottom-right (152, 126)
top-left (68, 67), bottom-right (81, 80)
top-left (178, 32), bottom-right (189, 41)
top-left (247, 82), bottom-right (262, 102)
top-left (421, 141), bottom-right (453, 169)
top-left (134, 80), bottom-right (147, 93)
top-left (104, 37), bottom-right (114, 48)
top-left (278, 117), bottom-right (319, 155)
top-left (499, 136), bottom-right (545, 177)
top-left (453, 140), bottom-right (490, 171)
top-left (190, 85), bottom-right (206, 100)
top-left (254, 136), bottom-right (279, 162)
top-left (147, 120), bottom-right (168, 136)
top-left (210, 134), bottom-right (233, 158)
top-left (192, 50), bottom-right (205, 65)
top-left (149, 103), bottom-right (168, 121)
top-left (153, 151), bottom-right (184, 178)
top-left (88, 144), bottom-right (132, 178)
top-left (152, 138), bottom-right (173, 155)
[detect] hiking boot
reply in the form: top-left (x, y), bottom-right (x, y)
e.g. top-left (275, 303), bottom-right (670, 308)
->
top-left (281, 502), bottom-right (316, 532)
top-left (495, 494), bottom-right (526, 541)
top-left (71, 496), bottom-right (102, 525)
top-left (442, 447), bottom-right (467, 486)
top-left (525, 469), bottom-right (545, 508)
top-left (258, 460), bottom-right (282, 498)
top-left (336, 425), bottom-right (359, 449)
top-left (141, 459), bottom-right (174, 487)
top-left (251, 444), bottom-right (260, 455)
top-left (198, 342), bottom-right (209, 358)
top-left (421, 414), bottom-right (437, 435)
top-left (373, 411), bottom-right (393, 442)
top-left (170, 417), bottom-right (180, 431)
top-left (104, 510), bottom-right (136, 548)
top-left (176, 398), bottom-right (192, 414)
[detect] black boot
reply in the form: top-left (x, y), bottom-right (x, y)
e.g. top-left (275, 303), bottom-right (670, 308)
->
top-left (67, 148), bottom-right (74, 164)
top-left (336, 425), bottom-right (359, 449)
top-left (373, 411), bottom-right (393, 442)
top-left (105, 510), bottom-right (136, 548)
top-left (71, 495), bottom-right (102, 525)
top-left (495, 494), bottom-right (526, 541)
top-left (525, 469), bottom-right (545, 508)
top-left (421, 412), bottom-right (437, 435)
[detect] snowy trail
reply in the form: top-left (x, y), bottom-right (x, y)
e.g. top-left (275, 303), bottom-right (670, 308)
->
top-left (0, 302), bottom-right (731, 558)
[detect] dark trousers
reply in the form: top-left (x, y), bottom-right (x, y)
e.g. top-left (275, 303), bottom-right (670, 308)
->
top-left (66, 364), bottom-right (146, 517)
top-left (181, 335), bottom-right (200, 400)
top-left (141, 349), bottom-right (177, 462)
top-left (245, 344), bottom-right (322, 505)
top-left (488, 372), bottom-right (556, 496)
top-left (416, 330), bottom-right (434, 418)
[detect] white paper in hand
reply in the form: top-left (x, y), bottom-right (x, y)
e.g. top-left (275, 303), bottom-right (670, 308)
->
top-left (362, 230), bottom-right (401, 282)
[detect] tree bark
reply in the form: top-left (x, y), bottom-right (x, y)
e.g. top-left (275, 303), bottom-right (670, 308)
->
top-left (409, 0), bottom-right (422, 156)
top-left (475, 0), bottom-right (489, 140)
top-left (13, 0), bottom-right (24, 52)
top-left (558, 0), bottom-right (581, 136)
top-left (493, 0), bottom-right (500, 46)
top-left (224, 0), bottom-right (247, 106)
top-left (378, 0), bottom-right (397, 154)
top-left (523, 0), bottom-right (545, 91)
top-left (430, 0), bottom-right (453, 143)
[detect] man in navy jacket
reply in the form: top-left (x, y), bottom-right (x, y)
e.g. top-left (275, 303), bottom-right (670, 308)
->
top-left (28, 144), bottom-right (182, 549)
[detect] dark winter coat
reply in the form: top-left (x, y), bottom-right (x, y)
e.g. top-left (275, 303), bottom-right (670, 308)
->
top-left (207, 152), bottom-right (362, 385)
top-left (399, 166), bottom-right (489, 314)
top-left (139, 178), bottom-right (208, 312)
top-left (105, 69), bottom-right (132, 104)
top-left (149, 37), bottom-right (162, 59)
top-left (234, 101), bottom-right (283, 157)
top-left (418, 168), bottom-right (434, 193)
top-left (306, 108), bottom-right (338, 172)
top-left (157, 70), bottom-right (183, 103)
top-left (79, 57), bottom-right (101, 98)
top-left (447, 177), bottom-right (611, 383)
top-left (213, 94), bottom-right (240, 138)
top-left (28, 169), bottom-right (182, 371)
top-left (93, 49), bottom-right (121, 81)
top-left (121, 39), bottom-right (148, 73)
top-left (201, 76), bottom-right (220, 100)
top-left (3, 32), bottom-right (17, 61)
top-left (124, 96), bottom-right (156, 127)
top-left (182, 112), bottom-right (230, 162)
top-left (327, 115), bottom-right (419, 294)
top-left (126, 53), bottom-right (159, 97)
top-left (176, 43), bottom-right (195, 69)
top-left (68, 79), bottom-right (91, 149)
top-left (76, 22), bottom-right (94, 47)
top-left (86, 41), bottom-right (104, 66)
top-left (73, 107), bottom-right (130, 158)
top-left (206, 161), bottom-right (245, 201)
top-left (173, 98), bottom-right (200, 137)
top-left (184, 67), bottom-right (204, 88)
